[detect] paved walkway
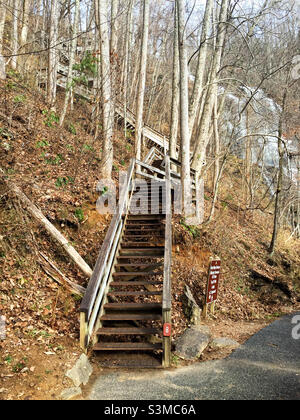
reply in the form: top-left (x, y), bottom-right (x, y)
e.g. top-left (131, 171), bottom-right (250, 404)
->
top-left (87, 312), bottom-right (300, 400)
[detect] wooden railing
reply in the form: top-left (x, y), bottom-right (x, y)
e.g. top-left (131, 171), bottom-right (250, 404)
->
top-left (162, 155), bottom-right (172, 367)
top-left (80, 159), bottom-right (135, 351)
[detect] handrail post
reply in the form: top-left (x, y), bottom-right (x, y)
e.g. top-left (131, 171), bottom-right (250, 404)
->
top-left (163, 155), bottom-right (172, 367)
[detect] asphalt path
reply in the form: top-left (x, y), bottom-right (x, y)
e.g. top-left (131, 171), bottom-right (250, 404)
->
top-left (87, 312), bottom-right (300, 400)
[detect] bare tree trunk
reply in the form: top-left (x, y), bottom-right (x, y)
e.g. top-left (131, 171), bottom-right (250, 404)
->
top-left (188, 0), bottom-right (213, 135)
top-left (11, 0), bottom-right (20, 70)
top-left (0, 4), bottom-right (6, 53)
top-left (47, 0), bottom-right (59, 108)
top-left (59, 0), bottom-right (80, 126)
top-left (135, 0), bottom-right (150, 161)
top-left (207, 100), bottom-right (220, 222)
top-left (20, 0), bottom-right (30, 48)
top-left (191, 0), bottom-right (229, 173)
top-left (110, 0), bottom-right (119, 55)
top-left (245, 107), bottom-right (254, 208)
top-left (269, 90), bottom-right (287, 256)
top-left (123, 0), bottom-right (134, 140)
top-left (99, 0), bottom-right (114, 178)
top-left (176, 0), bottom-right (192, 218)
top-left (0, 4), bottom-right (5, 79)
top-left (170, 1), bottom-right (179, 163)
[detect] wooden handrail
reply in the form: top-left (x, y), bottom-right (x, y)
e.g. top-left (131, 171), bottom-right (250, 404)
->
top-left (80, 159), bottom-right (135, 349)
top-left (163, 155), bottom-right (172, 312)
top-left (162, 155), bottom-right (172, 367)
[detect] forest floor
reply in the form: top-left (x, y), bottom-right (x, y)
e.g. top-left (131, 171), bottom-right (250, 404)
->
top-left (0, 73), bottom-right (299, 400)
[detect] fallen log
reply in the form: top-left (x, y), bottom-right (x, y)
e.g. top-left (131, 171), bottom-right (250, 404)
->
top-left (0, 167), bottom-right (93, 278)
top-left (39, 252), bottom-right (86, 296)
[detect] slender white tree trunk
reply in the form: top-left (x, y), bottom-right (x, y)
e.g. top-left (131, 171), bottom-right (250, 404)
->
top-left (192, 0), bottom-right (229, 173)
top-left (169, 1), bottom-right (180, 162)
top-left (123, 0), bottom-right (134, 140)
top-left (110, 0), bottom-right (119, 55)
top-left (47, 0), bottom-right (59, 108)
top-left (176, 0), bottom-right (192, 218)
top-left (188, 0), bottom-right (213, 135)
top-left (135, 0), bottom-right (150, 161)
top-left (0, 4), bottom-right (6, 79)
top-left (0, 4), bottom-right (6, 53)
top-left (11, 0), bottom-right (20, 70)
top-left (99, 0), bottom-right (114, 178)
top-left (59, 0), bottom-right (80, 126)
top-left (20, 0), bottom-right (30, 48)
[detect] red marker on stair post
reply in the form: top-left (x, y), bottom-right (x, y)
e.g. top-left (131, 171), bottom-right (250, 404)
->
top-left (163, 323), bottom-right (171, 337)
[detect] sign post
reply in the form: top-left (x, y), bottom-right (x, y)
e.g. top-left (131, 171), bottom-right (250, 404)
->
top-left (203, 257), bottom-right (221, 318)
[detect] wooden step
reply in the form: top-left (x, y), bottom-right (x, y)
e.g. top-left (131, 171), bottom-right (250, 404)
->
top-left (96, 327), bottom-right (160, 336)
top-left (127, 215), bottom-right (163, 220)
top-left (120, 246), bottom-right (165, 249)
top-left (120, 249), bottom-right (164, 256)
top-left (100, 312), bottom-right (162, 321)
top-left (104, 302), bottom-right (162, 310)
top-left (126, 220), bottom-right (164, 224)
top-left (110, 280), bottom-right (163, 286)
top-left (132, 195), bottom-right (163, 199)
top-left (123, 235), bottom-right (164, 239)
top-left (124, 229), bottom-right (164, 234)
top-left (115, 263), bottom-right (163, 268)
top-left (113, 271), bottom-right (163, 277)
top-left (108, 291), bottom-right (162, 297)
top-left (94, 342), bottom-right (162, 351)
top-left (122, 242), bottom-right (163, 247)
top-left (125, 227), bottom-right (164, 232)
top-left (117, 255), bottom-right (163, 260)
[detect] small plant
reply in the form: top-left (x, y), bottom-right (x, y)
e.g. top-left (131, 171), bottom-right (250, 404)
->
top-left (13, 94), bottom-right (26, 104)
top-left (171, 354), bottom-right (180, 366)
top-left (74, 208), bottom-right (84, 223)
top-left (12, 362), bottom-right (26, 373)
top-left (68, 123), bottom-right (77, 135)
top-left (66, 144), bottom-right (74, 152)
top-left (180, 219), bottom-right (201, 239)
top-left (55, 176), bottom-right (74, 188)
top-left (82, 144), bottom-right (95, 153)
top-left (45, 154), bottom-right (63, 165)
top-left (35, 139), bottom-right (49, 149)
top-left (42, 110), bottom-right (59, 127)
top-left (4, 355), bottom-right (13, 364)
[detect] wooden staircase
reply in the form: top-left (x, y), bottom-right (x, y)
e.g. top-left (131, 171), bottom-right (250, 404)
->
top-left (94, 212), bottom-right (165, 360)
top-left (79, 156), bottom-right (200, 368)
top-left (80, 159), bottom-right (173, 368)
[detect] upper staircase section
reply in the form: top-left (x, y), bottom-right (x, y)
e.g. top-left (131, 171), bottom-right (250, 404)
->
top-left (39, 61), bottom-right (173, 154)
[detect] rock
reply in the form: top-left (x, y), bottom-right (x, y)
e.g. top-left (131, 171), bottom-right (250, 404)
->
top-left (210, 337), bottom-right (239, 349)
top-left (182, 285), bottom-right (202, 325)
top-left (66, 354), bottom-right (93, 387)
top-left (60, 387), bottom-right (82, 400)
top-left (175, 325), bottom-right (212, 361)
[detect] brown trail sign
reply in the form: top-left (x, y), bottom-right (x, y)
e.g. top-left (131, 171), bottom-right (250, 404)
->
top-left (203, 257), bottom-right (221, 317)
